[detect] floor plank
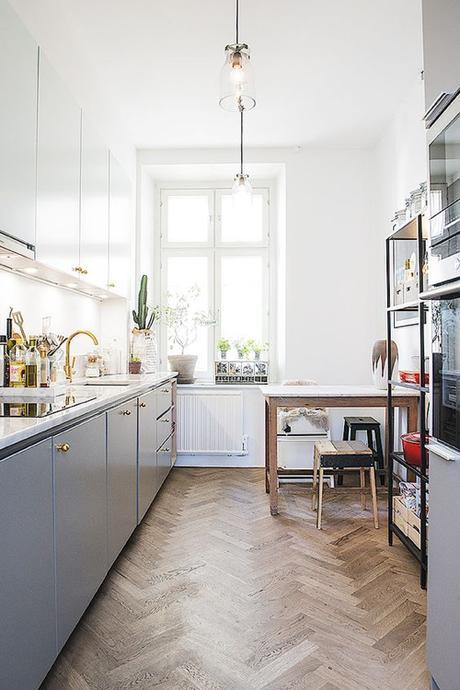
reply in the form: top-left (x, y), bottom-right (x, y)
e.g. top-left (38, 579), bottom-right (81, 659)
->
top-left (41, 468), bottom-right (429, 690)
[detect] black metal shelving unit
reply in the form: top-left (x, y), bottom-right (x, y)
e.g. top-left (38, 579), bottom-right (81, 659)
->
top-left (385, 214), bottom-right (429, 589)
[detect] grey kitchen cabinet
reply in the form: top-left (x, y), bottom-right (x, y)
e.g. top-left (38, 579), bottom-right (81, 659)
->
top-left (0, 439), bottom-right (56, 690)
top-left (36, 51), bottom-right (81, 275)
top-left (54, 414), bottom-right (108, 651)
top-left (108, 151), bottom-right (132, 297)
top-left (0, 0), bottom-right (38, 247)
top-left (138, 388), bottom-right (158, 521)
top-left (422, 0), bottom-right (460, 115)
top-left (428, 450), bottom-right (460, 690)
top-left (157, 433), bottom-right (173, 489)
top-left (80, 113), bottom-right (109, 288)
top-left (107, 398), bottom-right (138, 566)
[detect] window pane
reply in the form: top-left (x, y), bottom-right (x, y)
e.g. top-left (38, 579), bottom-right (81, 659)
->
top-left (166, 256), bottom-right (209, 372)
top-left (220, 255), bottom-right (264, 349)
top-left (221, 193), bottom-right (264, 242)
top-left (167, 195), bottom-right (210, 242)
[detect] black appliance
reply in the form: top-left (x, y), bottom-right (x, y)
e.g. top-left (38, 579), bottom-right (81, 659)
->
top-left (0, 394), bottom-right (96, 418)
top-left (432, 297), bottom-right (460, 451)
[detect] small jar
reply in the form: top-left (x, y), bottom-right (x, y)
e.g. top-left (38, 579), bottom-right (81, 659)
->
top-left (85, 353), bottom-right (100, 378)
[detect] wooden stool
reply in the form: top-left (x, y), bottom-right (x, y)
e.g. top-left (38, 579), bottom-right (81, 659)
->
top-left (341, 416), bottom-right (385, 486)
top-left (312, 440), bottom-right (379, 530)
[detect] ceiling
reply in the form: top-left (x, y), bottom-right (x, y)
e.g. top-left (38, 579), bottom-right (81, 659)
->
top-left (11, 0), bottom-right (423, 151)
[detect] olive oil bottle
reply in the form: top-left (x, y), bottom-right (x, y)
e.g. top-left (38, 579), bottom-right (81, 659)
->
top-left (25, 337), bottom-right (40, 388)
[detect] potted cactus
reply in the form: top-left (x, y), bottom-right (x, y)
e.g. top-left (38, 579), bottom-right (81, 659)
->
top-left (131, 274), bottom-right (158, 374)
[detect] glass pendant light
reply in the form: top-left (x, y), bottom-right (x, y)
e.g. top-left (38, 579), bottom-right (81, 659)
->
top-left (232, 108), bottom-right (252, 209)
top-left (219, 0), bottom-right (256, 112)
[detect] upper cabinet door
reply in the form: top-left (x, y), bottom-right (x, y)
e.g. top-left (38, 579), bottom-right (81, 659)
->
top-left (422, 0), bottom-right (460, 113)
top-left (108, 152), bottom-right (132, 298)
top-left (36, 51), bottom-right (80, 275)
top-left (0, 0), bottom-right (38, 247)
top-left (80, 114), bottom-right (109, 288)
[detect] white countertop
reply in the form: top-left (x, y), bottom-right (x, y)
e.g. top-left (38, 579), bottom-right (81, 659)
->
top-left (260, 384), bottom-right (419, 398)
top-left (0, 372), bottom-right (176, 452)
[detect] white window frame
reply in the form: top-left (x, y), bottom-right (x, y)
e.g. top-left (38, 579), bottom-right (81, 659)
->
top-left (158, 183), bottom-right (273, 382)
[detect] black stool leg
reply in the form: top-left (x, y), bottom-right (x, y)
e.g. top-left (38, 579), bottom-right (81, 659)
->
top-left (338, 421), bottom-right (350, 486)
top-left (374, 427), bottom-right (385, 486)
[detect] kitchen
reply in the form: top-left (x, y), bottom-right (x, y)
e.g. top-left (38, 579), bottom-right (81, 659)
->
top-left (0, 1), bottom-right (459, 689)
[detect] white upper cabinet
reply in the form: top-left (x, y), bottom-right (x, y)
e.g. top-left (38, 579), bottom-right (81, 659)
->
top-left (0, 0), bottom-right (38, 247)
top-left (108, 152), bottom-right (132, 298)
top-left (36, 51), bottom-right (80, 275)
top-left (80, 114), bottom-right (109, 289)
top-left (422, 0), bottom-right (460, 113)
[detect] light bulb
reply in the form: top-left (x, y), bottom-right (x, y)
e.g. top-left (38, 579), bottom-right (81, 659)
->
top-left (232, 173), bottom-right (253, 213)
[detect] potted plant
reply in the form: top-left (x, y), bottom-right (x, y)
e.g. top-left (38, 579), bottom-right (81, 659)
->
top-left (128, 356), bottom-right (142, 375)
top-left (247, 340), bottom-right (268, 360)
top-left (234, 339), bottom-right (250, 359)
top-left (132, 274), bottom-right (158, 373)
top-left (160, 286), bottom-right (214, 383)
top-left (217, 338), bottom-right (231, 360)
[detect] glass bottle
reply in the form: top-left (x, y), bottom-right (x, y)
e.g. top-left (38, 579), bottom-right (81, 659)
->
top-left (0, 335), bottom-right (7, 388)
top-left (9, 339), bottom-right (26, 388)
top-left (25, 337), bottom-right (40, 388)
top-left (39, 344), bottom-right (50, 388)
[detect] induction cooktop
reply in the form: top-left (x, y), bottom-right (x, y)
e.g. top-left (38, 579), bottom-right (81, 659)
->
top-left (0, 394), bottom-right (97, 418)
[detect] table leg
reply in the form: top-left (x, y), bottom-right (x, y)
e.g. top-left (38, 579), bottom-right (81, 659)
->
top-left (268, 400), bottom-right (279, 515)
top-left (264, 399), bottom-right (269, 494)
top-left (407, 399), bottom-right (418, 432)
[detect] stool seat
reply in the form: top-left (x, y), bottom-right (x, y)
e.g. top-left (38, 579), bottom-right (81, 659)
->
top-left (343, 416), bottom-right (380, 427)
top-left (312, 439), bottom-right (379, 530)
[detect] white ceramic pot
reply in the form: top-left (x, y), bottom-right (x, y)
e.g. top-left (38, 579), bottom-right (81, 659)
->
top-left (168, 354), bottom-right (198, 384)
top-left (371, 339), bottom-right (398, 389)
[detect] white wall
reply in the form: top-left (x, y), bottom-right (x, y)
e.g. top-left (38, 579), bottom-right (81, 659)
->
top-left (0, 270), bottom-right (100, 356)
top-left (372, 78), bottom-right (428, 369)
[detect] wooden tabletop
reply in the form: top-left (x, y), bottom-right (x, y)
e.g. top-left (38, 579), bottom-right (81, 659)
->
top-left (260, 384), bottom-right (419, 398)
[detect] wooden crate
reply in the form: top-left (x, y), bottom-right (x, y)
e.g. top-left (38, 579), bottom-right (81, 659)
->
top-left (393, 496), bottom-right (423, 548)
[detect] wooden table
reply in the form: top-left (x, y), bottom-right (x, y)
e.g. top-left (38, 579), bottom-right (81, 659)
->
top-left (261, 385), bottom-right (418, 516)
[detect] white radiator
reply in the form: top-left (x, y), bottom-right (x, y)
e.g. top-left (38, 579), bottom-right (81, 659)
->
top-left (177, 391), bottom-right (245, 455)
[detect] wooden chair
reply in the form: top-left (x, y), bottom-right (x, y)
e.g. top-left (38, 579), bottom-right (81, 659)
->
top-left (312, 440), bottom-right (379, 530)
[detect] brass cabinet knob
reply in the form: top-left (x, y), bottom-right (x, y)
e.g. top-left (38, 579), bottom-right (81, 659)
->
top-left (159, 448), bottom-right (170, 453)
top-left (56, 442), bottom-right (70, 453)
top-left (160, 418), bottom-right (170, 423)
top-left (160, 388), bottom-right (169, 393)
top-left (72, 266), bottom-right (81, 273)
top-left (121, 410), bottom-right (132, 416)
top-left (80, 267), bottom-right (88, 275)
top-left (107, 282), bottom-right (116, 288)
top-left (138, 402), bottom-right (146, 408)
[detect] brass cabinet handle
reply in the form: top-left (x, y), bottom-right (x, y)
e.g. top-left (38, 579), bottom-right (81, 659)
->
top-left (56, 442), bottom-right (70, 453)
top-left (160, 418), bottom-right (170, 423)
top-left (159, 448), bottom-right (170, 453)
top-left (72, 266), bottom-right (82, 273)
top-left (107, 282), bottom-right (116, 288)
top-left (121, 410), bottom-right (132, 416)
top-left (160, 388), bottom-right (169, 393)
top-left (80, 267), bottom-right (88, 275)
top-left (138, 402), bottom-right (146, 408)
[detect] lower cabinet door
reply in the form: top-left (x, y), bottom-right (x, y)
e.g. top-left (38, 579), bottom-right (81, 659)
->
top-left (107, 399), bottom-right (138, 566)
top-left (157, 434), bottom-right (173, 489)
top-left (54, 414), bottom-right (107, 650)
top-left (0, 439), bottom-right (56, 690)
top-left (138, 389), bottom-right (158, 521)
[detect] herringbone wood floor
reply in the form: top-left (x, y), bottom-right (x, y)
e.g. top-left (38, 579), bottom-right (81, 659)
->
top-left (42, 469), bottom-right (429, 690)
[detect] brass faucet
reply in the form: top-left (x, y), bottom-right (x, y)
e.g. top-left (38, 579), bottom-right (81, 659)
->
top-left (64, 330), bottom-right (99, 382)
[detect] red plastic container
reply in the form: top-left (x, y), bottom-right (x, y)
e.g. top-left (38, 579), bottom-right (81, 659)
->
top-left (400, 370), bottom-right (429, 385)
top-left (401, 432), bottom-right (429, 467)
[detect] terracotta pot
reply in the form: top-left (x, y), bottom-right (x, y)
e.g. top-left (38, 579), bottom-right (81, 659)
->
top-left (168, 354), bottom-right (198, 384)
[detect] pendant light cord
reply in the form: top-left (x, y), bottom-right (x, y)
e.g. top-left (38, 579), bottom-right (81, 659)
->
top-left (235, 0), bottom-right (239, 44)
top-left (240, 108), bottom-right (244, 176)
